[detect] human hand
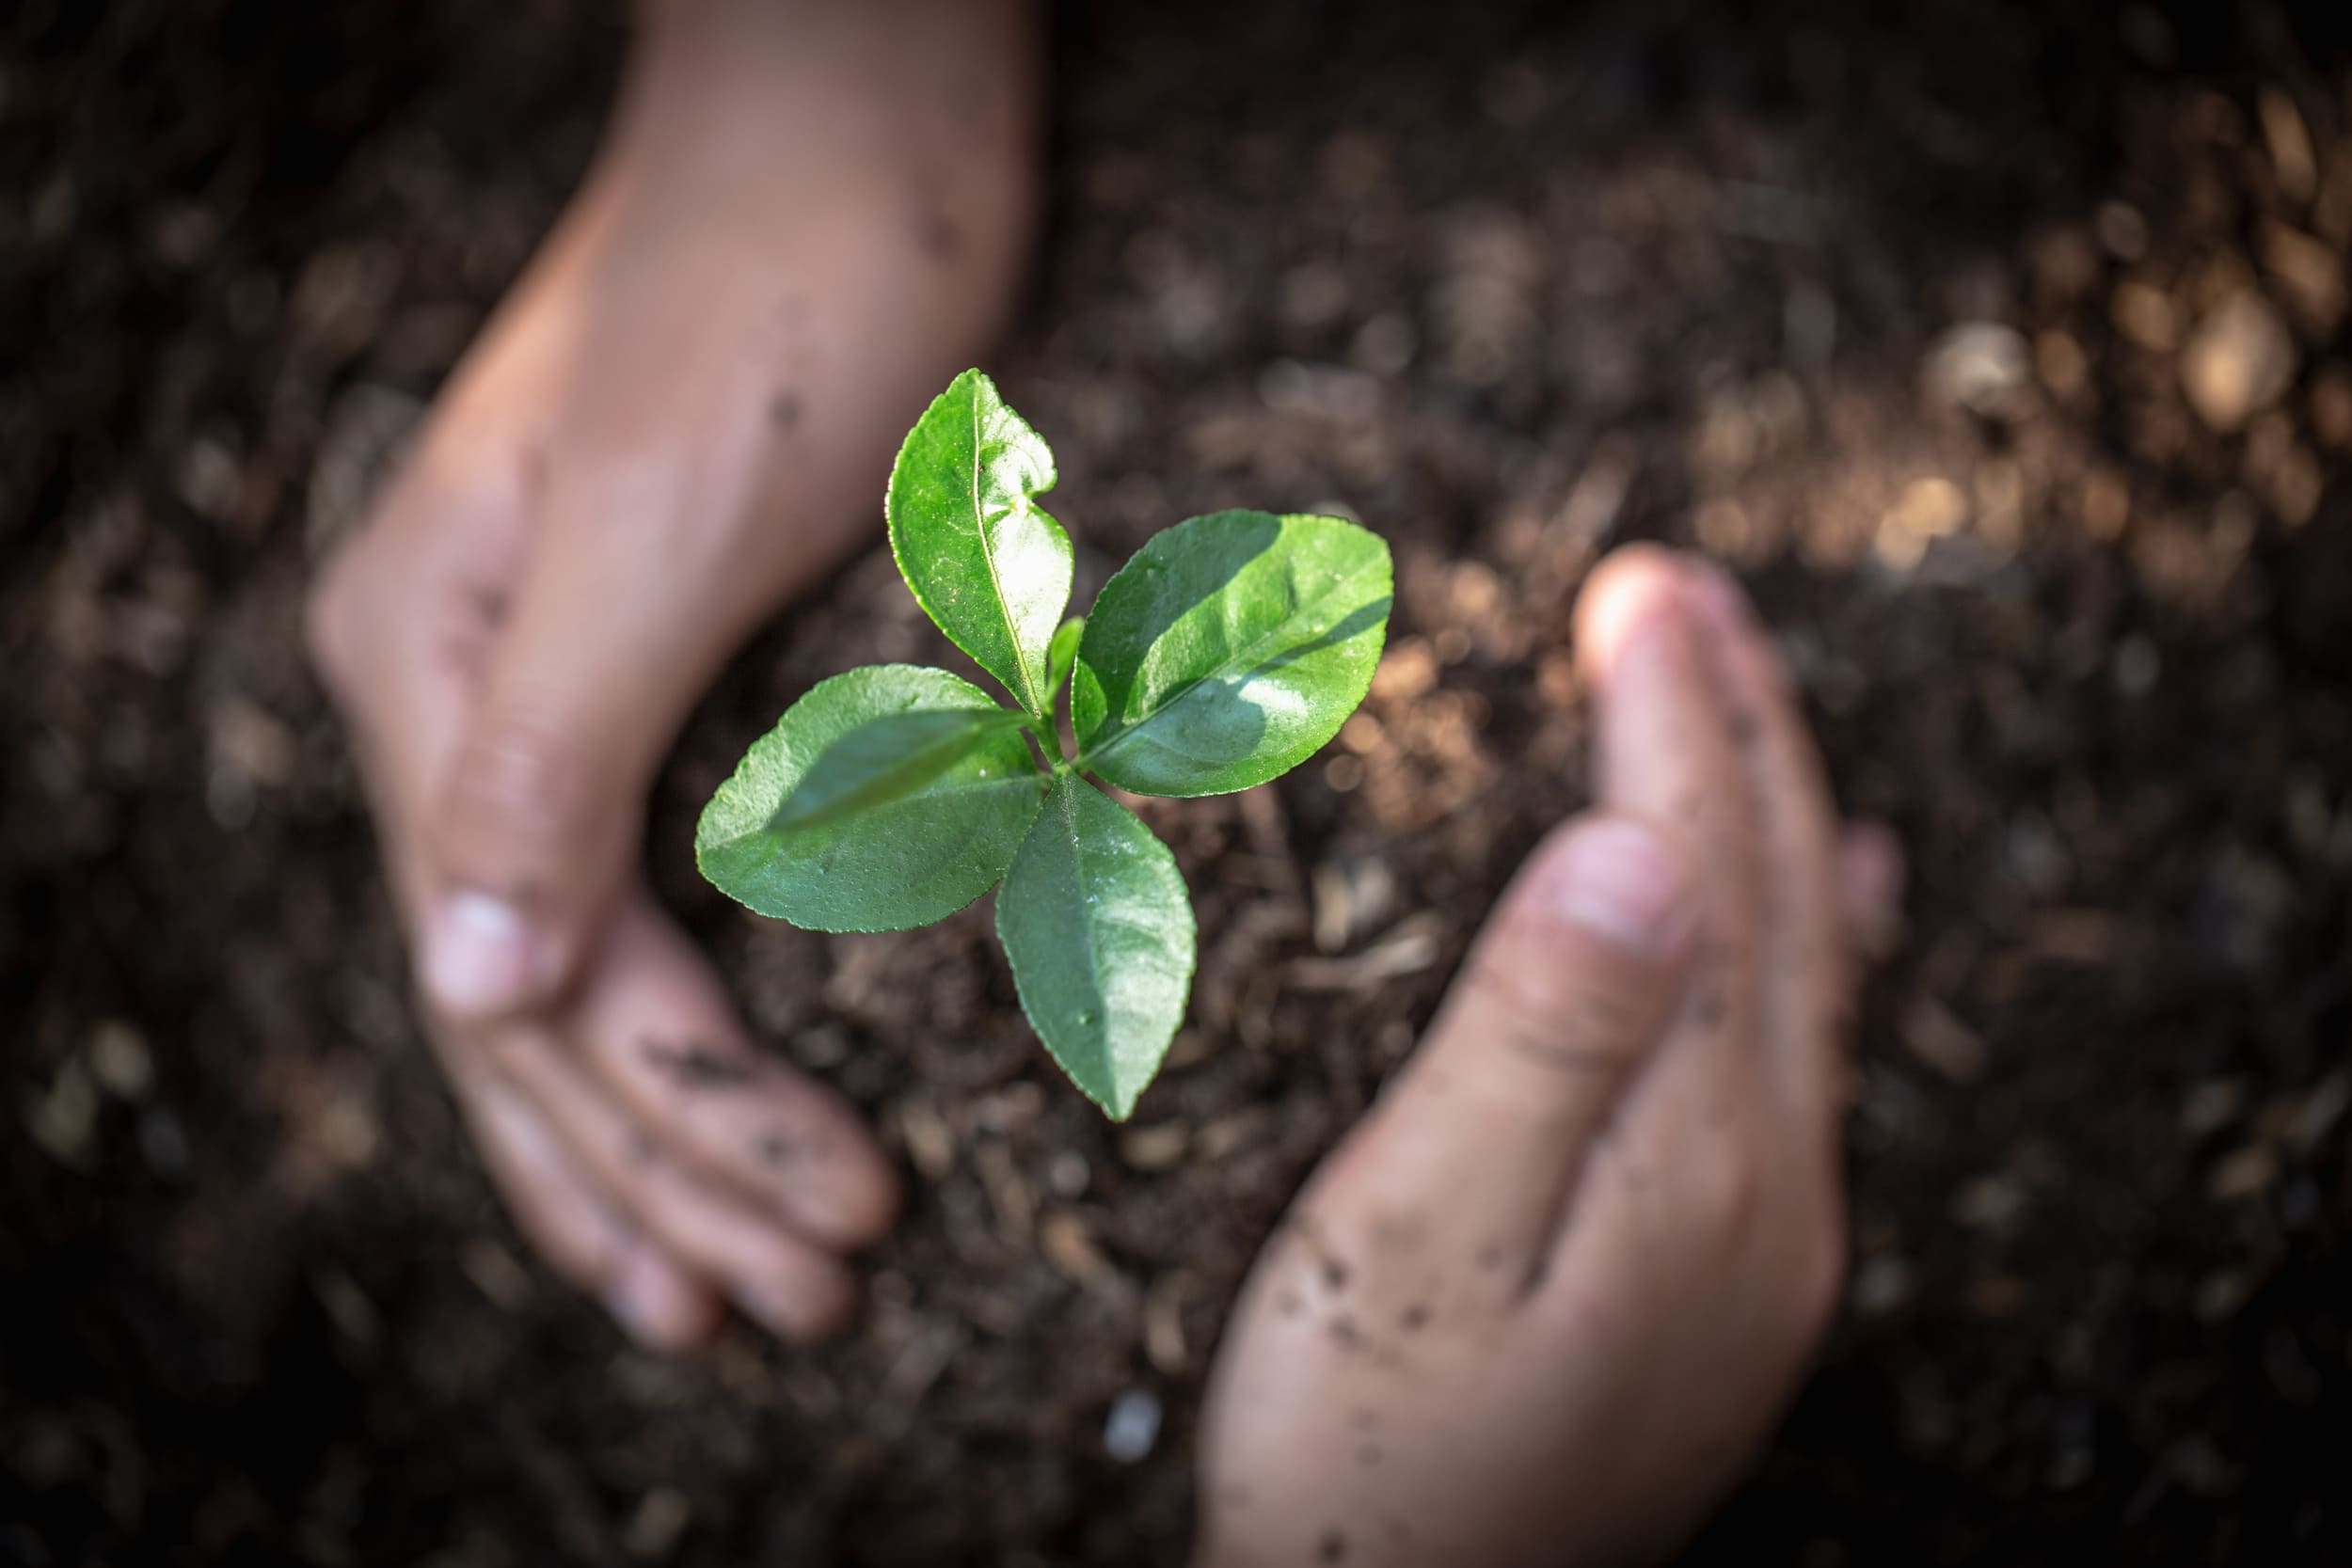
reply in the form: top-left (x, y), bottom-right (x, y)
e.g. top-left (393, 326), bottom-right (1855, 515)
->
top-left (306, 0), bottom-right (1036, 1345)
top-left (1196, 547), bottom-right (1899, 1565)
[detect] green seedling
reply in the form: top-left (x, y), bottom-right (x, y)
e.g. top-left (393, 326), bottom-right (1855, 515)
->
top-left (696, 370), bottom-right (1392, 1118)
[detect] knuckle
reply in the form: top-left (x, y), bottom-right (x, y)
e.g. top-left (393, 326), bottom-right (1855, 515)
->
top-left (1470, 942), bottom-right (1655, 1062)
top-left (446, 698), bottom-right (598, 850)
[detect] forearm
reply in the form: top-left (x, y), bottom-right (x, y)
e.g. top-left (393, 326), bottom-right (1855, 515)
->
top-left (481, 0), bottom-right (1043, 680)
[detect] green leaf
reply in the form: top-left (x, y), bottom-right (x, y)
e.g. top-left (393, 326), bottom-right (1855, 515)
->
top-left (996, 776), bottom-right (1196, 1120)
top-left (697, 666), bottom-right (1046, 933)
top-left (767, 706), bottom-right (1030, 834)
top-left (1072, 511), bottom-right (1392, 797)
top-left (886, 369), bottom-right (1072, 721)
top-left (1046, 615), bottom-right (1084, 705)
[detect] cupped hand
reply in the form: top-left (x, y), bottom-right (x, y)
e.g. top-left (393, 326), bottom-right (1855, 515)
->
top-left (1196, 547), bottom-right (1899, 1565)
top-left (306, 0), bottom-right (1036, 1345)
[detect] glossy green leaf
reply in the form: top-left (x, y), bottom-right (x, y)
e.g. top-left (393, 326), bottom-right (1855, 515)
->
top-left (767, 705), bottom-right (1029, 834)
top-left (996, 776), bottom-right (1196, 1120)
top-left (886, 369), bottom-right (1072, 721)
top-left (697, 665), bottom-right (1046, 933)
top-left (1072, 511), bottom-right (1392, 797)
top-left (1046, 615), bottom-right (1084, 706)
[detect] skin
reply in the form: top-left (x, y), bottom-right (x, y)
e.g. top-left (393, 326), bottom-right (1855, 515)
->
top-left (309, 3), bottom-right (1893, 1550)
top-left (1196, 551), bottom-right (1883, 1566)
top-left (306, 0), bottom-right (1040, 1345)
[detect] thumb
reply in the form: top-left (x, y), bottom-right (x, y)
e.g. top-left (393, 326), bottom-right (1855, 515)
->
top-left (418, 493), bottom-right (738, 1020)
top-left (1324, 813), bottom-right (1700, 1277)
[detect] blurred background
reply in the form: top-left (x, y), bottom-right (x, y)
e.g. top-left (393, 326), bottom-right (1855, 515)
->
top-left (4, 0), bottom-right (2349, 1562)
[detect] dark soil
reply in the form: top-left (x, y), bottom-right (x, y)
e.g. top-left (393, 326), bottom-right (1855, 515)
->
top-left (6, 1), bottom-right (2351, 1563)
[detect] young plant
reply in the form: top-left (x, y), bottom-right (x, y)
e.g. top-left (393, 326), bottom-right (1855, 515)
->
top-left (696, 370), bottom-right (1392, 1118)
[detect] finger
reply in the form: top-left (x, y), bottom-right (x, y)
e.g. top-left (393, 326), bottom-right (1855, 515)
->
top-left (307, 444), bottom-right (537, 900)
top-left (575, 895), bottom-right (900, 1251)
top-left (489, 1022), bottom-right (860, 1341)
top-left (1571, 547), bottom-right (1764, 1074)
top-left (1677, 561), bottom-right (1846, 1121)
top-left (451, 1064), bottom-right (723, 1350)
top-left (416, 388), bottom-right (783, 1022)
top-left (1837, 820), bottom-right (1905, 962)
top-left (1321, 814), bottom-right (1699, 1287)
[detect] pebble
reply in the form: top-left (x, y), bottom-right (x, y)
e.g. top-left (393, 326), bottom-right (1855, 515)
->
top-left (317, 1092), bottom-right (381, 1169)
top-left (87, 1020), bottom-right (153, 1099)
top-left (2094, 201), bottom-right (2148, 261)
top-left (1922, 322), bottom-right (2034, 420)
top-left (136, 1105), bottom-right (190, 1179)
top-left (1851, 1255), bottom-right (1913, 1317)
top-left (2180, 291), bottom-right (2296, 433)
top-left (1045, 1150), bottom-right (1090, 1199)
top-left (1953, 1174), bottom-right (2027, 1234)
top-left (1103, 1388), bottom-right (1162, 1464)
top-left (2111, 635), bottom-right (2161, 696)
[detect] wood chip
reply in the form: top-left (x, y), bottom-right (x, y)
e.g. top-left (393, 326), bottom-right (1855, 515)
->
top-left (1144, 1274), bottom-right (1193, 1375)
top-left (1120, 1122), bottom-right (1191, 1172)
top-left (24, 1059), bottom-right (98, 1167)
top-left (2207, 1142), bottom-right (2277, 1202)
top-left (2287, 1069), bottom-right (2350, 1156)
top-left (2178, 1078), bottom-right (2248, 1138)
top-left (2257, 85), bottom-right (2317, 204)
top-left (460, 1238), bottom-right (534, 1312)
top-left (975, 1141), bottom-right (1035, 1246)
top-left (1194, 1107), bottom-right (1275, 1164)
top-left (1902, 997), bottom-right (1987, 1084)
top-left (898, 1101), bottom-right (955, 1181)
top-left (1040, 1211), bottom-right (1115, 1290)
top-left (1286, 911), bottom-right (1444, 991)
top-left (1953, 1173), bottom-right (2026, 1233)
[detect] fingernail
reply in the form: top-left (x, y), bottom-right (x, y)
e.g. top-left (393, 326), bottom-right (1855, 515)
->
top-left (733, 1282), bottom-right (805, 1339)
top-left (736, 1277), bottom-right (848, 1341)
top-left (604, 1245), bottom-right (697, 1349)
top-left (422, 892), bottom-right (545, 1016)
top-left (1546, 819), bottom-right (1695, 957)
top-left (603, 1250), bottom-right (667, 1345)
